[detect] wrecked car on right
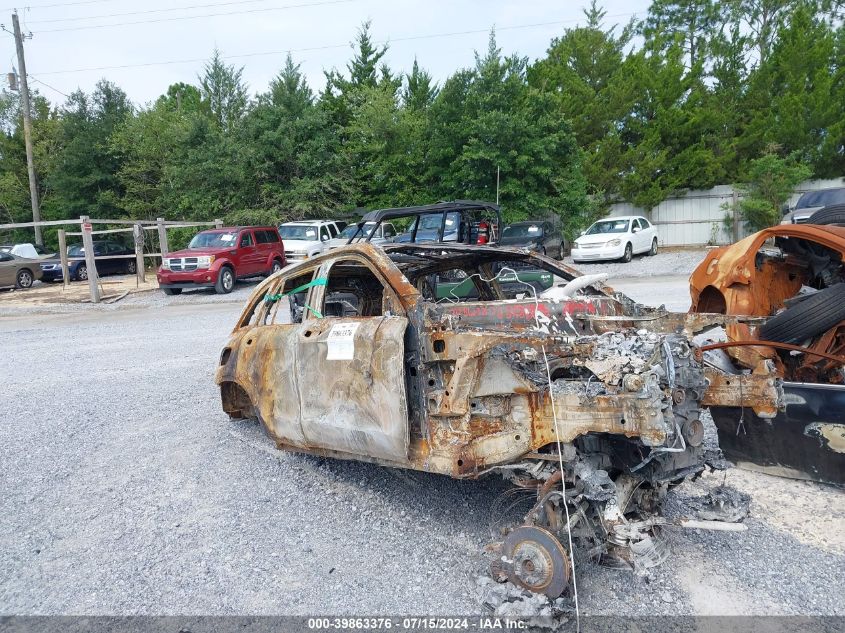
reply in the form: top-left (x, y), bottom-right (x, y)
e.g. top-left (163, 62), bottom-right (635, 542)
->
top-left (690, 224), bottom-right (845, 485)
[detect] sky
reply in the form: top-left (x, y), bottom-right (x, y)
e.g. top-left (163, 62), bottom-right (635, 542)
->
top-left (1, 0), bottom-right (650, 107)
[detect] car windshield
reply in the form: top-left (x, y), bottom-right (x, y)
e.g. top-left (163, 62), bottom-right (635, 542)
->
top-left (503, 224), bottom-right (543, 238)
top-left (279, 225), bottom-right (319, 240)
top-left (340, 223), bottom-right (376, 239)
top-left (418, 213), bottom-right (459, 231)
top-left (795, 189), bottom-right (845, 209)
top-left (188, 232), bottom-right (238, 249)
top-left (585, 219), bottom-right (629, 235)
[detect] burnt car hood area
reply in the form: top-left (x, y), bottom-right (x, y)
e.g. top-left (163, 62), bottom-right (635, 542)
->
top-left (690, 224), bottom-right (845, 486)
top-left (216, 242), bottom-right (787, 600)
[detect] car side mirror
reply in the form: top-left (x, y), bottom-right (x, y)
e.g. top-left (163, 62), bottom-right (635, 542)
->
top-left (579, 230), bottom-right (586, 236)
top-left (321, 235), bottom-right (329, 241)
top-left (632, 226), bottom-right (641, 233)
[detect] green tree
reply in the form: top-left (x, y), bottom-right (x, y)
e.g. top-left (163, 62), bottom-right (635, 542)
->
top-left (428, 32), bottom-right (592, 231)
top-left (199, 49), bottom-right (249, 132)
top-left (267, 54), bottom-right (313, 116)
top-left (639, 0), bottom-right (727, 69)
top-left (47, 80), bottom-right (132, 220)
top-left (732, 150), bottom-right (812, 230)
top-left (740, 5), bottom-right (841, 176)
top-left (403, 59), bottom-right (438, 111)
top-left (529, 3), bottom-right (636, 200)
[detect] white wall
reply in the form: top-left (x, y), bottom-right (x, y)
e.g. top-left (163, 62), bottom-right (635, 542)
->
top-left (606, 177), bottom-right (845, 246)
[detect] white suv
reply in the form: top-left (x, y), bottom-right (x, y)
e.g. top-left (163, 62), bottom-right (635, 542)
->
top-left (278, 220), bottom-right (345, 264)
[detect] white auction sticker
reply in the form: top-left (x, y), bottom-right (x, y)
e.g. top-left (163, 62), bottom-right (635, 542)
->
top-left (326, 322), bottom-right (360, 360)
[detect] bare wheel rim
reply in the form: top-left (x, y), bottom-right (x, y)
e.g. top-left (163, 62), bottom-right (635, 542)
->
top-left (78, 265), bottom-right (88, 280)
top-left (18, 270), bottom-right (32, 287)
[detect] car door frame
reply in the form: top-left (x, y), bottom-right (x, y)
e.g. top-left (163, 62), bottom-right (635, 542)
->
top-left (0, 251), bottom-right (15, 286)
top-left (639, 216), bottom-right (657, 250)
top-left (292, 253), bottom-right (411, 463)
top-left (630, 218), bottom-right (646, 253)
top-left (237, 229), bottom-right (263, 276)
top-left (105, 241), bottom-right (126, 274)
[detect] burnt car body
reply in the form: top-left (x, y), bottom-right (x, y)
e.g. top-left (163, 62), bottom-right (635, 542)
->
top-left (690, 224), bottom-right (845, 485)
top-left (216, 242), bottom-right (782, 597)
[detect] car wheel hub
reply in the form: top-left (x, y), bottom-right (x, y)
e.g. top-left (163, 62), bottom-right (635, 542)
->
top-left (499, 526), bottom-right (570, 597)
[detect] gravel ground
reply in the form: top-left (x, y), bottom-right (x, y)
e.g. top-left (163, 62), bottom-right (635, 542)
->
top-left (1, 275), bottom-right (843, 617)
top-left (564, 248), bottom-right (709, 278)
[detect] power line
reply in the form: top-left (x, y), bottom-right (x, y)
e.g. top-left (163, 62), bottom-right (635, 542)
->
top-left (36, 13), bottom-right (640, 76)
top-left (28, 0), bottom-right (281, 24)
top-left (33, 0), bottom-right (356, 33)
top-left (1, 0), bottom-right (121, 11)
top-left (29, 74), bottom-right (69, 97)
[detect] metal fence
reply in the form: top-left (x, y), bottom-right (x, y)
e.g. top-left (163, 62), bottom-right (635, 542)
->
top-left (607, 177), bottom-right (845, 247)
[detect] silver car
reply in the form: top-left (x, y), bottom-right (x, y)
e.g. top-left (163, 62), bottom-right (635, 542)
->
top-left (781, 187), bottom-right (845, 224)
top-left (0, 251), bottom-right (43, 289)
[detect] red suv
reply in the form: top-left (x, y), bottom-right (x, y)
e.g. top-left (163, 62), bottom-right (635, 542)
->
top-left (157, 226), bottom-right (285, 295)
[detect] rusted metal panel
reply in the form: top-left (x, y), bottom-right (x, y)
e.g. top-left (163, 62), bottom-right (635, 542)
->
top-left (218, 325), bottom-right (307, 445)
top-left (690, 224), bottom-right (845, 316)
top-left (700, 364), bottom-right (782, 418)
top-left (295, 316), bottom-right (410, 463)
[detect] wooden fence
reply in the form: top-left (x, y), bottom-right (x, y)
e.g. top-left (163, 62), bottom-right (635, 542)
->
top-left (0, 215), bottom-right (222, 303)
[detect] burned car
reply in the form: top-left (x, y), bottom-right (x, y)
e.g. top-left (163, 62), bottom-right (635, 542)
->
top-left (217, 241), bottom-right (782, 598)
top-left (691, 224), bottom-right (845, 485)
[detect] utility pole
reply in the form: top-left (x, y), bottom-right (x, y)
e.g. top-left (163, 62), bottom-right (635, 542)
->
top-left (496, 166), bottom-right (500, 205)
top-left (12, 11), bottom-right (42, 246)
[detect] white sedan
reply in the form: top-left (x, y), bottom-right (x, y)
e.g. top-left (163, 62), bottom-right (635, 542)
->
top-left (571, 215), bottom-right (658, 263)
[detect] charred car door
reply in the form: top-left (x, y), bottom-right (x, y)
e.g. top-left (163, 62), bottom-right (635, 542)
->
top-left (293, 255), bottom-right (410, 463)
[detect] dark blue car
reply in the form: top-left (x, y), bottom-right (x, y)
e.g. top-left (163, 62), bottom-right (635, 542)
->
top-left (40, 240), bottom-right (136, 282)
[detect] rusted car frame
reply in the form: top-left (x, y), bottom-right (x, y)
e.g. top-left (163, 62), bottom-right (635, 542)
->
top-left (690, 224), bottom-right (845, 485)
top-left (217, 243), bottom-right (782, 596)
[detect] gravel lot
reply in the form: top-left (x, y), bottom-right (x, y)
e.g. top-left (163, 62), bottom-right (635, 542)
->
top-left (1, 259), bottom-right (843, 617)
top-left (563, 248), bottom-right (710, 278)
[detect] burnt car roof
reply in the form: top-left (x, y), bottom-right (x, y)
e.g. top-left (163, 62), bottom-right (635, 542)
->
top-left (276, 241), bottom-right (584, 281)
top-left (360, 201), bottom-right (500, 223)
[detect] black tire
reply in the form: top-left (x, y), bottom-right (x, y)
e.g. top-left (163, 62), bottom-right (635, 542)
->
top-left (807, 203), bottom-right (845, 226)
top-left (16, 268), bottom-right (34, 289)
top-left (76, 264), bottom-right (88, 281)
top-left (162, 287), bottom-right (182, 296)
top-left (759, 283), bottom-right (845, 344)
top-left (215, 266), bottom-right (235, 294)
top-left (126, 260), bottom-right (137, 274)
top-left (621, 243), bottom-right (633, 263)
top-left (270, 259), bottom-right (283, 275)
top-left (649, 238), bottom-right (658, 256)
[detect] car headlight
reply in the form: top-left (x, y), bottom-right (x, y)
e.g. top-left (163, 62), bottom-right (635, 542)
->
top-left (606, 239), bottom-right (621, 247)
top-left (196, 255), bottom-right (215, 269)
top-left (161, 259), bottom-right (171, 270)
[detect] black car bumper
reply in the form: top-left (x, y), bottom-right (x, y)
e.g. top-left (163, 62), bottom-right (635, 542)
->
top-left (39, 268), bottom-right (65, 281)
